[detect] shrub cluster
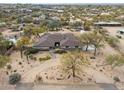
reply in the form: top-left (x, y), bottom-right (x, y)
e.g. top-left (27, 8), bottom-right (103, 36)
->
top-left (113, 76), bottom-right (120, 82)
top-left (39, 55), bottom-right (51, 61)
top-left (9, 73), bottom-right (21, 85)
top-left (25, 48), bottom-right (39, 55)
top-left (54, 49), bottom-right (67, 54)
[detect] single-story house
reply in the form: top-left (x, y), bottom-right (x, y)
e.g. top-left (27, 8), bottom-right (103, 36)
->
top-left (33, 33), bottom-right (82, 50)
top-left (94, 22), bottom-right (122, 27)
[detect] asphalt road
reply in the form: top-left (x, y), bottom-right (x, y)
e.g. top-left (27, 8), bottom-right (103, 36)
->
top-left (15, 83), bottom-right (118, 90)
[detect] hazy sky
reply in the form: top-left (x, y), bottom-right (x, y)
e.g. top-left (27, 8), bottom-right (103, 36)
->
top-left (0, 0), bottom-right (124, 4)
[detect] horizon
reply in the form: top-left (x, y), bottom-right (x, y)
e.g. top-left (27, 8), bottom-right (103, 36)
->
top-left (0, 0), bottom-right (124, 4)
top-left (0, 3), bottom-right (124, 5)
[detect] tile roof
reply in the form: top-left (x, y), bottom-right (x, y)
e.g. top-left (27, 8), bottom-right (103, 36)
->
top-left (34, 33), bottom-right (82, 48)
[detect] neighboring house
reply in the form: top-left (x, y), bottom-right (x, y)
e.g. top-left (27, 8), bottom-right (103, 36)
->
top-left (33, 33), bottom-right (82, 50)
top-left (94, 22), bottom-right (122, 26)
top-left (117, 29), bottom-right (124, 35)
top-left (2, 30), bottom-right (23, 43)
top-left (19, 8), bottom-right (32, 13)
top-left (116, 29), bottom-right (124, 38)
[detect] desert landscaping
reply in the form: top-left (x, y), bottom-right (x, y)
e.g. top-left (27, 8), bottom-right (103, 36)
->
top-left (1, 4), bottom-right (124, 90)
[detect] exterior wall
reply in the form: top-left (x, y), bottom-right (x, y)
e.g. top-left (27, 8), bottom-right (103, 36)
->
top-left (94, 24), bottom-right (122, 27)
top-left (33, 46), bottom-right (82, 51)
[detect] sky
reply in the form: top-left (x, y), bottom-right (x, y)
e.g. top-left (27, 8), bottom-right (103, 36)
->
top-left (0, 0), bottom-right (124, 4)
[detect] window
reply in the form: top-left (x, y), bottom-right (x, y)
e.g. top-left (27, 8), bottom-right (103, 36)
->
top-left (55, 42), bottom-right (60, 47)
top-left (75, 46), bottom-right (79, 48)
top-left (66, 46), bottom-right (69, 48)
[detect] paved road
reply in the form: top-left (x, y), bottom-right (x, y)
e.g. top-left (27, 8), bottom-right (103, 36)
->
top-left (98, 83), bottom-right (118, 90)
top-left (15, 83), bottom-right (118, 90)
top-left (15, 83), bottom-right (34, 90)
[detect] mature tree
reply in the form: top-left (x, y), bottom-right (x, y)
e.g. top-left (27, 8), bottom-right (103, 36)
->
top-left (80, 33), bottom-right (92, 51)
top-left (23, 16), bottom-right (33, 23)
top-left (61, 51), bottom-right (89, 78)
top-left (61, 12), bottom-right (70, 26)
top-left (0, 35), bottom-right (12, 55)
top-left (84, 20), bottom-right (92, 31)
top-left (93, 14), bottom-right (114, 22)
top-left (24, 25), bottom-right (47, 38)
top-left (23, 25), bottom-right (34, 38)
top-left (90, 30), bottom-right (104, 56)
top-left (32, 26), bottom-right (47, 37)
top-left (47, 20), bottom-right (61, 31)
top-left (16, 36), bottom-right (30, 58)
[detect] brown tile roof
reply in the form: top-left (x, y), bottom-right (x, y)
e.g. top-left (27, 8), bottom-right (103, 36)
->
top-left (34, 33), bottom-right (82, 48)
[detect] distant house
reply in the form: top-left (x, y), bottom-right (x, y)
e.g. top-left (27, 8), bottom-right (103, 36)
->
top-left (19, 8), bottom-right (32, 13)
top-left (94, 22), bottom-right (122, 27)
top-left (33, 33), bottom-right (82, 50)
top-left (116, 29), bottom-right (124, 38)
top-left (117, 29), bottom-right (124, 34)
top-left (2, 30), bottom-right (23, 44)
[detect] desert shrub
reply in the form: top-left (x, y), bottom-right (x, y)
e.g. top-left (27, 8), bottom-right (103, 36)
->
top-left (37, 76), bottom-right (43, 81)
top-left (29, 55), bottom-right (37, 61)
top-left (54, 49), bottom-right (67, 54)
top-left (14, 70), bottom-right (17, 72)
top-left (9, 73), bottom-right (21, 84)
top-left (113, 76), bottom-right (120, 82)
top-left (106, 36), bottom-right (120, 48)
top-left (39, 55), bottom-right (51, 61)
top-left (106, 54), bottom-right (124, 68)
top-left (19, 62), bottom-right (22, 65)
top-left (7, 65), bottom-right (12, 70)
top-left (116, 35), bottom-right (122, 39)
top-left (29, 55), bottom-right (33, 60)
top-left (25, 48), bottom-right (39, 55)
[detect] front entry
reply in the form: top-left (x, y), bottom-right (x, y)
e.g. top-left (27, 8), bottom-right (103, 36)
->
top-left (54, 42), bottom-right (60, 48)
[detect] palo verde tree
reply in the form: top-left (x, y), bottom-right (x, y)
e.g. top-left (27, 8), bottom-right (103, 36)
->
top-left (61, 51), bottom-right (90, 78)
top-left (0, 34), bottom-right (13, 55)
top-left (16, 36), bottom-right (30, 58)
top-left (83, 20), bottom-right (92, 31)
top-left (90, 30), bottom-right (105, 56)
top-left (106, 54), bottom-right (124, 69)
top-left (80, 32), bottom-right (92, 51)
top-left (106, 36), bottom-right (120, 48)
